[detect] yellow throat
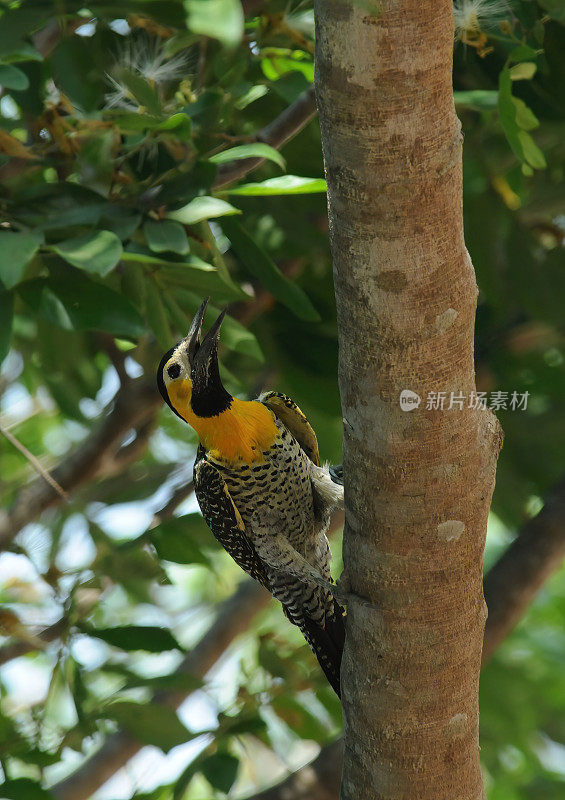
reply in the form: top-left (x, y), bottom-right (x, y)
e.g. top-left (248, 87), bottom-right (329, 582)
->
top-left (167, 379), bottom-right (279, 464)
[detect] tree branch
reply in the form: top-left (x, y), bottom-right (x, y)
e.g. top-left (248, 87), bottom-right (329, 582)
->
top-left (213, 86), bottom-right (317, 190)
top-left (49, 511), bottom-right (344, 800)
top-left (249, 739), bottom-right (344, 800)
top-left (0, 478), bottom-right (194, 668)
top-left (482, 476), bottom-right (565, 663)
top-left (50, 580), bottom-right (270, 800)
top-left (0, 378), bottom-right (159, 552)
top-left (0, 618), bottom-right (66, 668)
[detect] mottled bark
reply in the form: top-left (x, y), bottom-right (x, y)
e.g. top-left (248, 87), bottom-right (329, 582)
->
top-left (314, 2), bottom-right (502, 799)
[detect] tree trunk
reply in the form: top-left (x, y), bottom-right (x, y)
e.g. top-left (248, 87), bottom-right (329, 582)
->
top-left (314, 2), bottom-right (502, 799)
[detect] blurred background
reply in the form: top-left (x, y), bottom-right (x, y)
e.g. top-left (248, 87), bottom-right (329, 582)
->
top-left (0, 1), bottom-right (564, 798)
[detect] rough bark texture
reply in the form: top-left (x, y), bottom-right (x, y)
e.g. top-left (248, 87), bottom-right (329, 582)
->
top-left (314, 2), bottom-right (502, 799)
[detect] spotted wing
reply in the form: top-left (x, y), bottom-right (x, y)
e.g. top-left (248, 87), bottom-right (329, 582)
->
top-left (259, 391), bottom-right (320, 466)
top-left (193, 452), bottom-right (269, 589)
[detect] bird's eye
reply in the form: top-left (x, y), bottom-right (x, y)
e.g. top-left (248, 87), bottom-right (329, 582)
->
top-left (167, 363), bottom-right (181, 379)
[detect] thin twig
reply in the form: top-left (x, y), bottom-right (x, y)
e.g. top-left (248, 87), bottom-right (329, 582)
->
top-left (213, 86), bottom-right (317, 190)
top-left (0, 379), bottom-right (159, 552)
top-left (0, 424), bottom-right (69, 503)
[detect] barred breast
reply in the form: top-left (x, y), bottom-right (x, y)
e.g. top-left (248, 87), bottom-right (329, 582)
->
top-left (207, 420), bottom-right (334, 624)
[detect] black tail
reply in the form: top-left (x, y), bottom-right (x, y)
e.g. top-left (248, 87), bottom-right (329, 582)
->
top-left (299, 599), bottom-right (346, 697)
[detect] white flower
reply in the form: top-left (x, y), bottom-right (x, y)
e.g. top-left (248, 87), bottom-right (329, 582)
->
top-left (105, 36), bottom-right (190, 111)
top-left (453, 0), bottom-right (509, 36)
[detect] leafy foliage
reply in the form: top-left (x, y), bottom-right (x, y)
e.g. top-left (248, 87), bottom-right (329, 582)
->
top-left (0, 1), bottom-right (563, 799)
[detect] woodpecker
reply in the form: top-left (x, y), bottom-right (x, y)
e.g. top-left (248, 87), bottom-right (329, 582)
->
top-left (157, 298), bottom-right (345, 696)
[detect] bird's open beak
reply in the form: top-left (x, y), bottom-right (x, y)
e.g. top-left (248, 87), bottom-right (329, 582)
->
top-left (185, 296), bottom-right (209, 365)
top-left (192, 307), bottom-right (227, 376)
top-left (190, 306), bottom-right (230, 416)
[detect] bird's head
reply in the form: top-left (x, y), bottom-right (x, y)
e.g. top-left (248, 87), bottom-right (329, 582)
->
top-left (157, 297), bottom-right (232, 423)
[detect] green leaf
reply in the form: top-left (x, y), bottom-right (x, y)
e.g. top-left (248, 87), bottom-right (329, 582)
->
top-left (186, 0), bottom-right (244, 48)
top-left (225, 176), bottom-right (327, 196)
top-left (220, 312), bottom-right (264, 362)
top-left (209, 143), bottom-right (285, 170)
top-left (517, 130), bottom-right (547, 169)
top-left (0, 64), bottom-right (29, 90)
top-left (156, 113), bottom-right (192, 140)
top-left (271, 695), bottom-right (329, 742)
top-left (200, 753), bottom-right (240, 793)
top-left (509, 44), bottom-right (539, 63)
top-left (111, 111), bottom-right (164, 132)
top-left (0, 230), bottom-right (42, 289)
top-left (146, 275), bottom-right (172, 349)
top-left (144, 220), bottom-right (190, 255)
top-left (123, 249), bottom-right (246, 301)
top-left (538, 0), bottom-right (565, 23)
top-left (498, 69), bottom-right (528, 167)
top-left (0, 291), bottom-right (13, 362)
top-left (18, 275), bottom-right (145, 338)
top-left (221, 218), bottom-right (320, 321)
top-left (261, 52), bottom-right (314, 82)
top-left (167, 196), bottom-right (241, 225)
top-left (113, 66), bottom-right (161, 115)
top-left (509, 62), bottom-right (537, 81)
top-left (233, 84), bottom-right (269, 109)
top-left (51, 231), bottom-right (123, 276)
top-left (85, 625), bottom-right (182, 652)
top-left (103, 664), bottom-right (203, 693)
top-left (0, 779), bottom-right (55, 800)
top-left (498, 69), bottom-right (546, 171)
top-left (100, 207), bottom-right (142, 241)
top-left (511, 97), bottom-right (539, 131)
top-left (12, 184), bottom-right (109, 230)
top-left (149, 514), bottom-right (215, 565)
top-left (105, 701), bottom-right (194, 753)
top-left (453, 90), bottom-right (498, 110)
top-left (51, 36), bottom-right (104, 112)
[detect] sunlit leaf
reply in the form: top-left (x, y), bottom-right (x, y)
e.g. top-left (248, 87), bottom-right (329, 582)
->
top-left (511, 97), bottom-right (539, 131)
top-left (51, 231), bottom-right (123, 276)
top-left (167, 196), bottom-right (241, 224)
top-left (186, 0), bottom-right (244, 48)
top-left (209, 143), bottom-right (285, 170)
top-left (498, 69), bottom-right (545, 170)
top-left (509, 62), bottom-right (537, 81)
top-left (225, 176), bottom-right (327, 196)
top-left (517, 130), bottom-right (547, 169)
